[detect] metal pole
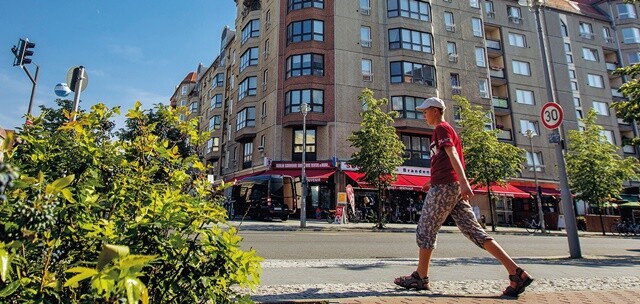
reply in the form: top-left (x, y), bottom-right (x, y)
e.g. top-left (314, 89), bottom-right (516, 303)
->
top-left (71, 66), bottom-right (85, 121)
top-left (526, 130), bottom-right (546, 233)
top-left (534, 3), bottom-right (581, 258)
top-left (300, 103), bottom-right (308, 228)
top-left (22, 64), bottom-right (39, 124)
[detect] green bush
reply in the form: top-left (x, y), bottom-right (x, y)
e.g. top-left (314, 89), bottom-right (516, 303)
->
top-left (0, 102), bottom-right (262, 303)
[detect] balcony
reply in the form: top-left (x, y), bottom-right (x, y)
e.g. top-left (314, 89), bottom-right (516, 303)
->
top-left (492, 97), bottom-right (509, 108)
top-left (606, 62), bottom-right (619, 71)
top-left (489, 68), bottom-right (504, 78)
top-left (486, 39), bottom-right (502, 51)
top-left (611, 88), bottom-right (624, 98)
top-left (497, 128), bottom-right (513, 141)
top-left (623, 145), bottom-right (636, 154)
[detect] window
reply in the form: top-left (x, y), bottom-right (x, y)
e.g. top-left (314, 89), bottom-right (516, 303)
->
top-left (236, 107), bottom-right (256, 130)
top-left (472, 18), bottom-right (483, 37)
top-left (285, 89), bottom-right (324, 114)
top-left (238, 76), bottom-right (257, 100)
top-left (508, 33), bottom-right (526, 47)
top-left (239, 47), bottom-right (259, 72)
top-left (582, 47), bottom-right (599, 62)
top-left (512, 60), bottom-right (531, 76)
top-left (289, 0), bottom-right (324, 11)
top-left (362, 59), bottom-right (373, 81)
top-left (261, 101), bottom-right (267, 118)
top-left (485, 1), bottom-right (495, 18)
top-left (564, 43), bottom-right (571, 52)
top-left (181, 86), bottom-right (188, 95)
top-left (293, 129), bottom-right (316, 161)
top-left (587, 73), bottom-right (604, 88)
top-left (526, 151), bottom-right (543, 172)
top-left (507, 6), bottom-right (522, 23)
top-left (576, 109), bottom-right (584, 120)
top-left (515, 89), bottom-right (534, 105)
top-left (190, 102), bottom-right (198, 113)
top-left (520, 120), bottom-right (539, 135)
top-left (265, 10), bottom-right (271, 28)
top-left (392, 96), bottom-right (425, 119)
top-left (286, 53), bottom-right (324, 78)
top-left (444, 12), bottom-right (455, 31)
top-left (389, 61), bottom-right (436, 86)
top-left (401, 134), bottom-right (430, 161)
top-left (622, 28), bottom-right (640, 44)
top-left (592, 101), bottom-right (610, 116)
top-left (470, 0), bottom-right (480, 8)
top-left (450, 73), bottom-right (460, 88)
top-left (447, 41), bottom-right (458, 61)
top-left (243, 142), bottom-right (253, 169)
top-left (360, 0), bottom-right (371, 15)
top-left (571, 81), bottom-right (579, 91)
top-left (241, 19), bottom-right (260, 44)
top-left (566, 54), bottom-right (573, 63)
top-left (479, 78), bottom-right (489, 98)
top-left (568, 69), bottom-right (576, 79)
top-left (573, 97), bottom-right (581, 107)
top-left (211, 94), bottom-right (222, 108)
top-left (180, 100), bottom-right (187, 107)
top-left (600, 130), bottom-right (615, 144)
top-left (361, 26), bottom-right (372, 47)
top-left (629, 52), bottom-right (640, 64)
top-left (206, 137), bottom-right (220, 153)
top-left (288, 0), bottom-right (324, 11)
top-left (213, 73), bottom-right (224, 88)
top-left (209, 115), bottom-right (221, 131)
top-left (579, 22), bottom-right (594, 39)
top-left (264, 39), bottom-right (270, 57)
top-left (603, 27), bottom-right (614, 42)
top-left (617, 3), bottom-right (637, 19)
top-left (387, 0), bottom-right (431, 21)
top-left (561, 20), bottom-right (569, 37)
top-left (287, 19), bottom-right (324, 43)
top-left (388, 28), bottom-right (433, 53)
top-left (260, 135), bottom-right (266, 148)
top-left (475, 47), bottom-right (486, 67)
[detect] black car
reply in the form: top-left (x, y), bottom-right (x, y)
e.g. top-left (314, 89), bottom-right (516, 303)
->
top-left (229, 175), bottom-right (297, 221)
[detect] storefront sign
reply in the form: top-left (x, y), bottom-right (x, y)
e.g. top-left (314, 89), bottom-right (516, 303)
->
top-left (340, 163), bottom-right (430, 176)
top-left (273, 161), bottom-right (333, 169)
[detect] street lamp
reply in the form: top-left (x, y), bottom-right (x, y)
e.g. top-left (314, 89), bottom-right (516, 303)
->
top-left (300, 103), bottom-right (310, 228)
top-left (525, 129), bottom-right (546, 233)
top-left (519, 0), bottom-right (581, 258)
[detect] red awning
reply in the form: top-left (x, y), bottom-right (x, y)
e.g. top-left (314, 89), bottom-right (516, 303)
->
top-left (264, 168), bottom-right (336, 182)
top-left (473, 182), bottom-right (531, 198)
top-left (344, 171), bottom-right (430, 191)
top-left (224, 170), bottom-right (266, 183)
top-left (516, 186), bottom-right (561, 197)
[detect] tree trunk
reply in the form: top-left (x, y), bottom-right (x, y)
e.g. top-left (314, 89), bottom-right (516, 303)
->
top-left (487, 182), bottom-right (496, 232)
top-left (377, 185), bottom-right (384, 229)
top-left (598, 208), bottom-right (606, 236)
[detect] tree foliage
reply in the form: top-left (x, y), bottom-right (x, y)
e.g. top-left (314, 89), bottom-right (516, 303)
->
top-left (0, 102), bottom-right (261, 303)
top-left (566, 109), bottom-right (640, 210)
top-left (456, 96), bottom-right (526, 187)
top-left (347, 89), bottom-right (405, 228)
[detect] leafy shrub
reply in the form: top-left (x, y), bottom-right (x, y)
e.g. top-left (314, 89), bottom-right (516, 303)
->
top-left (0, 102), bottom-right (262, 303)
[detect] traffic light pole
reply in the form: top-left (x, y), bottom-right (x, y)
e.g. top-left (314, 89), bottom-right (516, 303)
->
top-left (23, 64), bottom-right (39, 123)
top-left (10, 38), bottom-right (38, 124)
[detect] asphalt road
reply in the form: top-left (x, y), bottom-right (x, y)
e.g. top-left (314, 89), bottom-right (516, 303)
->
top-left (237, 230), bottom-right (640, 260)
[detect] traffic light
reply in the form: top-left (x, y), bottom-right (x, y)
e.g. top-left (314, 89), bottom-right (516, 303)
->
top-left (11, 38), bottom-right (35, 66)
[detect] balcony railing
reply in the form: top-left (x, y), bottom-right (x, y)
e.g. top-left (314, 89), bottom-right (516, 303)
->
top-left (489, 68), bottom-right (504, 78)
top-left (623, 145), bottom-right (636, 154)
top-left (497, 128), bottom-right (513, 140)
top-left (492, 97), bottom-right (509, 108)
top-left (486, 39), bottom-right (502, 50)
top-left (611, 88), bottom-right (624, 98)
top-left (606, 62), bottom-right (619, 71)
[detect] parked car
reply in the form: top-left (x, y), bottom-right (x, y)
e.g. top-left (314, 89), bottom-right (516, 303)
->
top-left (229, 175), bottom-right (297, 221)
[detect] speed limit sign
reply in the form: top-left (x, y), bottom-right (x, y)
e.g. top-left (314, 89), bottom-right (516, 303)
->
top-left (541, 102), bottom-right (564, 130)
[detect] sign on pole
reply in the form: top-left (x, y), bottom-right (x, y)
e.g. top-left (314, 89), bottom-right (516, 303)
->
top-left (541, 102), bottom-right (563, 130)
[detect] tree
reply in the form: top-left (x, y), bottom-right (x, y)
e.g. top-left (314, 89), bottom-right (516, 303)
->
top-left (1, 102), bottom-right (261, 303)
top-left (347, 89), bottom-right (406, 229)
top-left (611, 0), bottom-right (640, 145)
top-left (456, 96), bottom-right (526, 232)
top-left (565, 109), bottom-right (640, 235)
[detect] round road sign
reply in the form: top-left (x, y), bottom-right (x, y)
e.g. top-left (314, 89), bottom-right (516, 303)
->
top-left (541, 102), bottom-right (563, 130)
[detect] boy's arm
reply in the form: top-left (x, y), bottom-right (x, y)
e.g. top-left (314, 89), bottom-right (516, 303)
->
top-left (444, 146), bottom-right (474, 199)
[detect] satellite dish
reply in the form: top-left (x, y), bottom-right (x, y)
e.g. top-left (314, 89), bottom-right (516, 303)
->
top-left (518, 0), bottom-right (530, 6)
top-left (54, 83), bottom-right (71, 97)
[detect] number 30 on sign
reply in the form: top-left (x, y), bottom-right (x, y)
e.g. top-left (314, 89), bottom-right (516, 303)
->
top-left (541, 102), bottom-right (564, 130)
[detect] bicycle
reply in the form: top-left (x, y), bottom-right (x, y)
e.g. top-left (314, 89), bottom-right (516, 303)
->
top-left (523, 217), bottom-right (549, 234)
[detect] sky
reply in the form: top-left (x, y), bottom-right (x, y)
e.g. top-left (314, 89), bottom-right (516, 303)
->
top-left (0, 0), bottom-right (237, 131)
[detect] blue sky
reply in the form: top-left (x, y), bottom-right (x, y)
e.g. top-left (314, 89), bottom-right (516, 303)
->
top-left (0, 0), bottom-right (237, 130)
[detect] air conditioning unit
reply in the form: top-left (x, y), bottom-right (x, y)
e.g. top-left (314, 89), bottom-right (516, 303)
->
top-left (509, 16), bottom-right (522, 24)
top-left (448, 54), bottom-right (458, 62)
top-left (446, 24), bottom-right (456, 32)
top-left (363, 74), bottom-right (373, 81)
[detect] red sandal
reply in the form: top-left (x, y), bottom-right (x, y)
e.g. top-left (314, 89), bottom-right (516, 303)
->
top-left (394, 271), bottom-right (430, 290)
top-left (503, 267), bottom-right (533, 297)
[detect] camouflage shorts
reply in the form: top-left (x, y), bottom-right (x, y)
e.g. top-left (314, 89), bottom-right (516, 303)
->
top-left (416, 182), bottom-right (493, 250)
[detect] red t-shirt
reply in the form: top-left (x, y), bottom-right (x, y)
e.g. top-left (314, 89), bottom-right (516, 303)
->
top-left (430, 121), bottom-right (465, 185)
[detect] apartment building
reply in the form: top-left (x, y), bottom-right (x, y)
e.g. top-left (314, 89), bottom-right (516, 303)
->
top-left (172, 0), bottom-right (639, 225)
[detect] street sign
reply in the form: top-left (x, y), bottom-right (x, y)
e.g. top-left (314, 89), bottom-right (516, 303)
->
top-left (66, 66), bottom-right (88, 93)
top-left (541, 102), bottom-right (563, 130)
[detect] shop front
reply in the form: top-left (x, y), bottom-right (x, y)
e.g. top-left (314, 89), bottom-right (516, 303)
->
top-left (472, 183), bottom-right (531, 227)
top-left (511, 182), bottom-right (561, 229)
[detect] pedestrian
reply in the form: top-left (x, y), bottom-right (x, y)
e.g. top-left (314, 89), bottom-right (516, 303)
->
top-left (393, 97), bottom-right (533, 297)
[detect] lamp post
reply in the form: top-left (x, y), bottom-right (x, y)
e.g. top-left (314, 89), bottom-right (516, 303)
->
top-left (521, 0), bottom-right (581, 258)
top-left (300, 103), bottom-right (310, 228)
top-left (525, 129), bottom-right (546, 233)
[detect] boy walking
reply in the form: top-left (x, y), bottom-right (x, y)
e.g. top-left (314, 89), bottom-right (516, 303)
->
top-left (393, 97), bottom-right (533, 297)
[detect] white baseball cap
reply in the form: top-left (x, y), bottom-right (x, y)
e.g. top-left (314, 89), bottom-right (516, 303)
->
top-left (416, 97), bottom-right (446, 111)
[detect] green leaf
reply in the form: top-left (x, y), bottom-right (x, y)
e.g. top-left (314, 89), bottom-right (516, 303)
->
top-left (45, 174), bottom-right (75, 196)
top-left (0, 281), bottom-right (20, 298)
top-left (0, 248), bottom-right (10, 282)
top-left (61, 188), bottom-right (77, 204)
top-left (97, 244), bottom-right (130, 270)
top-left (64, 267), bottom-right (98, 287)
